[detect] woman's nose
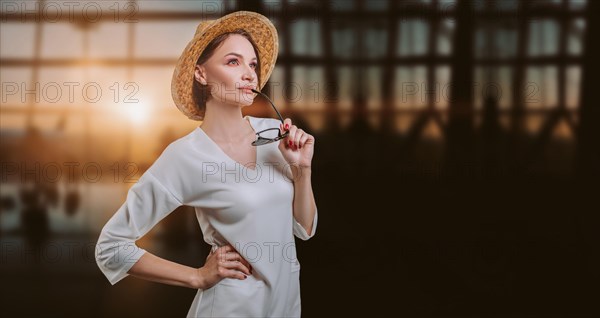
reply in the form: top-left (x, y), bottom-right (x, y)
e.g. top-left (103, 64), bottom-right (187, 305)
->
top-left (242, 66), bottom-right (256, 81)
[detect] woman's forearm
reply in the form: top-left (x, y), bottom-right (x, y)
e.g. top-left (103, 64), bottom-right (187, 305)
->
top-left (127, 251), bottom-right (203, 289)
top-left (292, 166), bottom-right (317, 234)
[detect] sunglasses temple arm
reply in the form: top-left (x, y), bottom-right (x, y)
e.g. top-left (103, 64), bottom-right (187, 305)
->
top-left (251, 89), bottom-right (285, 123)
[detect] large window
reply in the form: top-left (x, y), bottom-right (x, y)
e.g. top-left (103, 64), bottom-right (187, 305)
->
top-left (0, 0), bottom-right (589, 143)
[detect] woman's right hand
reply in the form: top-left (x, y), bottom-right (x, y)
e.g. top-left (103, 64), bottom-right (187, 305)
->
top-left (195, 244), bottom-right (253, 289)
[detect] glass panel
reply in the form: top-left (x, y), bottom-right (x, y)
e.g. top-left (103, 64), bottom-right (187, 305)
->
top-left (438, 0), bottom-right (457, 10)
top-left (394, 66), bottom-right (427, 110)
top-left (290, 19), bottom-right (322, 56)
top-left (331, 0), bottom-right (355, 11)
top-left (336, 66), bottom-right (354, 111)
top-left (530, 0), bottom-right (562, 10)
top-left (474, 66), bottom-right (513, 110)
top-left (0, 23), bottom-right (35, 58)
top-left (19, 66), bottom-right (130, 109)
top-left (224, 0), bottom-right (237, 11)
top-left (566, 66), bottom-right (580, 109)
top-left (399, 0), bottom-right (432, 7)
top-left (474, 67), bottom-right (485, 110)
top-left (495, 0), bottom-right (519, 10)
top-left (397, 19), bottom-right (429, 56)
top-left (0, 114), bottom-right (26, 131)
top-left (496, 26), bottom-right (518, 58)
top-left (475, 22), bottom-right (518, 58)
top-left (262, 0), bottom-right (283, 11)
top-left (497, 66), bottom-right (513, 110)
top-left (567, 18), bottom-right (585, 56)
top-left (137, 0), bottom-right (222, 12)
top-left (435, 66), bottom-right (451, 110)
top-left (271, 18), bottom-right (285, 55)
top-left (473, 0), bottom-right (486, 11)
top-left (527, 19), bottom-right (560, 57)
top-left (89, 23), bottom-right (128, 59)
top-left (437, 18), bottom-right (455, 56)
top-left (366, 66), bottom-right (382, 111)
top-left (365, 0), bottom-right (388, 11)
top-left (134, 21), bottom-right (201, 58)
top-left (132, 66), bottom-right (176, 111)
top-left (332, 26), bottom-right (355, 59)
top-left (37, 67), bottom-right (85, 107)
top-left (268, 66), bottom-right (285, 107)
top-left (524, 66), bottom-right (558, 109)
top-left (85, 66), bottom-right (130, 110)
top-left (364, 27), bottom-right (387, 59)
top-left (287, 0), bottom-right (318, 8)
top-left (41, 22), bottom-right (85, 58)
top-left (291, 66), bottom-right (325, 110)
top-left (569, 0), bottom-right (587, 10)
top-left (0, 67), bottom-right (32, 106)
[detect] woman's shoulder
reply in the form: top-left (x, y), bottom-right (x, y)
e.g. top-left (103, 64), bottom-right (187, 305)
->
top-left (159, 128), bottom-right (200, 155)
top-left (136, 129), bottom-right (203, 201)
top-left (146, 128), bottom-right (204, 172)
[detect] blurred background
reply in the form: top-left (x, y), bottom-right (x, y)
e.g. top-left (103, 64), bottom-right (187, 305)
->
top-left (1, 0), bottom-right (598, 317)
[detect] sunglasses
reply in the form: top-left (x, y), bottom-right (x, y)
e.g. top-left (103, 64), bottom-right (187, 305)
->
top-left (250, 89), bottom-right (289, 146)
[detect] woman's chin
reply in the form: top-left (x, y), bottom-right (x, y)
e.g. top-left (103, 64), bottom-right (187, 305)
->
top-left (239, 97), bottom-right (255, 106)
top-left (220, 96), bottom-right (253, 108)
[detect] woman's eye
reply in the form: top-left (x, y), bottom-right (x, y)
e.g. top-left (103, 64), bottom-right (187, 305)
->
top-left (227, 59), bottom-right (256, 69)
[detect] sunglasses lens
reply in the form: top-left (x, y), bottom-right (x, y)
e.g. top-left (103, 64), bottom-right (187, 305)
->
top-left (257, 129), bottom-right (280, 139)
top-left (253, 137), bottom-right (274, 146)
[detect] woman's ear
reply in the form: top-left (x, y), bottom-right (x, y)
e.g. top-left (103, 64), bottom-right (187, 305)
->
top-left (194, 64), bottom-right (208, 86)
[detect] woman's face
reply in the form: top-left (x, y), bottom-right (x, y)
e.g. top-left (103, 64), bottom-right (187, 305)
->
top-left (195, 34), bottom-right (259, 107)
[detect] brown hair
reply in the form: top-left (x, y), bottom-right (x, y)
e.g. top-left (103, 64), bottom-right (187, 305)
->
top-left (192, 29), bottom-right (262, 119)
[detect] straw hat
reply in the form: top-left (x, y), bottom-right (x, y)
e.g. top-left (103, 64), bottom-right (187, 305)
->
top-left (171, 11), bottom-right (279, 121)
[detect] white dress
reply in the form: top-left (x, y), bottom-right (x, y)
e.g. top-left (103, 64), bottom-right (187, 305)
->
top-left (95, 116), bottom-right (318, 317)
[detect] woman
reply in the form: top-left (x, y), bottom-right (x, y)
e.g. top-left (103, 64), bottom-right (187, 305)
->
top-left (95, 11), bottom-right (318, 318)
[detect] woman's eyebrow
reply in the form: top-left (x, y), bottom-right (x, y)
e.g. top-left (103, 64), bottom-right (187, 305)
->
top-left (224, 52), bottom-right (257, 61)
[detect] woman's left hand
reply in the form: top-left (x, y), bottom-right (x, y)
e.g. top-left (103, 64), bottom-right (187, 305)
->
top-left (278, 118), bottom-right (315, 169)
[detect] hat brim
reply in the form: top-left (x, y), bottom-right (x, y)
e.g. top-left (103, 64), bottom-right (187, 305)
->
top-left (171, 11), bottom-right (279, 121)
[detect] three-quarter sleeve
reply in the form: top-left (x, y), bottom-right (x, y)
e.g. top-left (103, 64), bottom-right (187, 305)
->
top-left (95, 171), bottom-right (183, 285)
top-left (293, 209), bottom-right (318, 241)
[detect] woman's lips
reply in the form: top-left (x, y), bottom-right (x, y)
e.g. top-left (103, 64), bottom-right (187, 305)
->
top-left (240, 87), bottom-right (255, 93)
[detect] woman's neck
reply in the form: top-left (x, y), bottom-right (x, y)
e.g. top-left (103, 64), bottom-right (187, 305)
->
top-left (200, 101), bottom-right (253, 143)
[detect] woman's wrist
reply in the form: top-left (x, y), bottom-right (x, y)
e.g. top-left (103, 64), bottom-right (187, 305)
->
top-left (290, 164), bottom-right (311, 181)
top-left (191, 267), bottom-right (206, 289)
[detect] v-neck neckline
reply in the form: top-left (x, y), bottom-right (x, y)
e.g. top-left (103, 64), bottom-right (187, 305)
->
top-left (197, 116), bottom-right (258, 171)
